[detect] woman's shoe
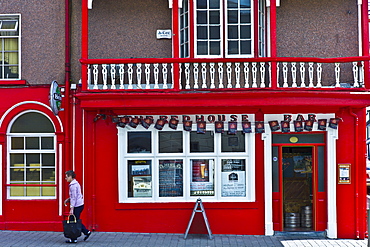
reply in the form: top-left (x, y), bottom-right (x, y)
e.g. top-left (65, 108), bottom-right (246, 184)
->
top-left (84, 231), bottom-right (92, 241)
top-left (65, 239), bottom-right (77, 244)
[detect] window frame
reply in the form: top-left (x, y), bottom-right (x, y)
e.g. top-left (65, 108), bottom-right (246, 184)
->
top-left (0, 14), bottom-right (21, 80)
top-left (7, 111), bottom-right (56, 200)
top-left (190, 0), bottom-right (255, 58)
top-left (118, 122), bottom-right (255, 203)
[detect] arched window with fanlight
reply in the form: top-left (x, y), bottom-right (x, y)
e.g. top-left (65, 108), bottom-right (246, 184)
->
top-left (7, 111), bottom-right (56, 199)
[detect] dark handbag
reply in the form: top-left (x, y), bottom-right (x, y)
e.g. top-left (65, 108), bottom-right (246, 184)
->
top-left (63, 214), bottom-right (82, 239)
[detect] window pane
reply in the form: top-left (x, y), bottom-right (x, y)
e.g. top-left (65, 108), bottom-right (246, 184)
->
top-left (221, 132), bottom-right (245, 152)
top-left (42, 185), bottom-right (55, 196)
top-left (221, 159), bottom-right (246, 197)
top-left (228, 41), bottom-right (239, 54)
top-left (159, 160), bottom-right (183, 197)
top-left (210, 41), bottom-right (220, 55)
top-left (240, 10), bottom-right (251, 23)
top-left (42, 153), bottom-right (55, 167)
top-left (190, 159), bottom-right (214, 196)
top-left (11, 137), bottom-right (24, 149)
top-left (197, 11), bottom-right (208, 24)
top-left (209, 0), bottom-right (220, 9)
top-left (128, 132), bottom-right (151, 153)
top-left (26, 153), bottom-right (40, 167)
top-left (10, 186), bottom-right (24, 196)
top-left (228, 25), bottom-right (239, 39)
top-left (210, 26), bottom-right (220, 39)
top-left (190, 131), bottom-right (214, 152)
top-left (159, 132), bottom-right (183, 153)
top-left (42, 168), bottom-right (55, 182)
top-left (227, 0), bottom-right (238, 8)
top-left (209, 11), bottom-right (220, 24)
top-left (241, 40), bottom-right (251, 54)
top-left (26, 137), bottom-right (39, 149)
top-left (197, 26), bottom-right (208, 39)
top-left (128, 160), bottom-right (152, 198)
top-left (4, 38), bottom-right (18, 51)
top-left (240, 25), bottom-right (251, 39)
top-left (10, 153), bottom-right (24, 167)
top-left (26, 184), bottom-right (40, 196)
top-left (41, 137), bottom-right (54, 149)
top-left (197, 0), bottom-right (207, 9)
top-left (11, 112), bottom-right (54, 133)
top-left (197, 41), bottom-right (208, 55)
top-left (228, 10), bottom-right (238, 24)
top-left (26, 168), bottom-right (40, 181)
top-left (10, 168), bottom-right (24, 181)
top-left (1, 20), bottom-right (17, 29)
top-left (240, 0), bottom-right (251, 8)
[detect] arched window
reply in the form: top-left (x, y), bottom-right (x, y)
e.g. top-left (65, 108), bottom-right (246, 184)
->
top-left (7, 112), bottom-right (56, 199)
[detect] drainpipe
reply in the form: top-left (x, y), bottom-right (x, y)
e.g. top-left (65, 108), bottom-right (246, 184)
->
top-left (348, 108), bottom-right (359, 239)
top-left (65, 0), bottom-right (71, 169)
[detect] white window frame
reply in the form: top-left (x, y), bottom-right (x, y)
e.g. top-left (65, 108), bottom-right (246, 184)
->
top-left (118, 121), bottom-right (255, 203)
top-left (0, 14), bottom-right (21, 80)
top-left (7, 111), bottom-right (56, 200)
top-left (194, 0), bottom-right (254, 58)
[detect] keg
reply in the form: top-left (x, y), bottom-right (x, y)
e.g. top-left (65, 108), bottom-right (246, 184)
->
top-left (284, 212), bottom-right (300, 228)
top-left (300, 205), bottom-right (312, 228)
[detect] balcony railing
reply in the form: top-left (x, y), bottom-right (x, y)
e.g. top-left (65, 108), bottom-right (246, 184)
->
top-left (80, 57), bottom-right (369, 91)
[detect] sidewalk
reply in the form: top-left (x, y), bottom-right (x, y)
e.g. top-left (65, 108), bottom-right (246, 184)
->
top-left (0, 230), bottom-right (368, 247)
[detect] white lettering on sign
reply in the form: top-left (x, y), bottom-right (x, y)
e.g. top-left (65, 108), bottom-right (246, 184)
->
top-left (156, 29), bottom-right (172, 39)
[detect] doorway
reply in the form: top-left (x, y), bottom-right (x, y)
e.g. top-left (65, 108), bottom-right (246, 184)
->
top-left (272, 134), bottom-right (327, 232)
top-left (282, 147), bottom-right (313, 231)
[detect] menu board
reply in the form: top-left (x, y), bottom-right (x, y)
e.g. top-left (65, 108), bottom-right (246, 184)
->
top-left (221, 159), bottom-right (246, 197)
top-left (190, 159), bottom-right (214, 196)
top-left (159, 160), bottom-right (183, 197)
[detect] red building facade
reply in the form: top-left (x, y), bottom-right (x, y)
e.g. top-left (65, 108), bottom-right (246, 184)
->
top-left (0, 0), bottom-right (369, 240)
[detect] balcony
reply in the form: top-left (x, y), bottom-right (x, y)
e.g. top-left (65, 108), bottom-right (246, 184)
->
top-left (80, 57), bottom-right (370, 91)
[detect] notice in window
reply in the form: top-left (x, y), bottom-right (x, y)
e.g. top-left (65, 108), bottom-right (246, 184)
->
top-left (159, 160), bottom-right (183, 197)
top-left (221, 159), bottom-right (246, 197)
top-left (128, 160), bottom-right (152, 197)
top-left (190, 159), bottom-right (214, 196)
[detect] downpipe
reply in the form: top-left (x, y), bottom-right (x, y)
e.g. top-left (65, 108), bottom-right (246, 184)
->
top-left (348, 108), bottom-right (359, 239)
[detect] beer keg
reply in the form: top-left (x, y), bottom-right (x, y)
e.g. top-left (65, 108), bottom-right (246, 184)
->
top-left (284, 212), bottom-right (300, 228)
top-left (300, 205), bottom-right (312, 228)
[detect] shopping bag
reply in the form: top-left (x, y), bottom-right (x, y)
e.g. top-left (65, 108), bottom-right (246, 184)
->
top-left (63, 214), bottom-right (82, 239)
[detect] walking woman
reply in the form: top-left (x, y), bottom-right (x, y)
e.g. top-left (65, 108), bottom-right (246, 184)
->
top-left (64, 170), bottom-right (92, 243)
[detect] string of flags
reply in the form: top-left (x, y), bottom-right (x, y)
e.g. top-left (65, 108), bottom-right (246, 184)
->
top-left (93, 113), bottom-right (340, 134)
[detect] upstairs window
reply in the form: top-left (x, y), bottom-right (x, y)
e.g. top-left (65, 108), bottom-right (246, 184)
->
top-left (180, 0), bottom-right (264, 58)
top-left (0, 15), bottom-right (20, 79)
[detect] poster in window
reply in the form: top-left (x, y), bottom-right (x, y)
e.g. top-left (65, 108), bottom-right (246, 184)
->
top-left (159, 159), bottom-right (183, 197)
top-left (221, 159), bottom-right (246, 197)
top-left (190, 159), bottom-right (214, 196)
top-left (128, 160), bottom-right (152, 198)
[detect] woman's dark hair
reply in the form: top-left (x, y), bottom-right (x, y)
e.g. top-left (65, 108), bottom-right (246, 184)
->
top-left (65, 170), bottom-right (76, 179)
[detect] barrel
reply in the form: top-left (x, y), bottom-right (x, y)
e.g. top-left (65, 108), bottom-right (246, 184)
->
top-left (284, 212), bottom-right (300, 228)
top-left (300, 206), bottom-right (312, 228)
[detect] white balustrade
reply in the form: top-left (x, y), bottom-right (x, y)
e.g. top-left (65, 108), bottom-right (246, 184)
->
top-left (87, 60), bottom-right (365, 90)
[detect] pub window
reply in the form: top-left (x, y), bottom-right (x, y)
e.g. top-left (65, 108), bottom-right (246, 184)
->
top-left (7, 112), bottom-right (56, 199)
top-left (118, 122), bottom-right (255, 202)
